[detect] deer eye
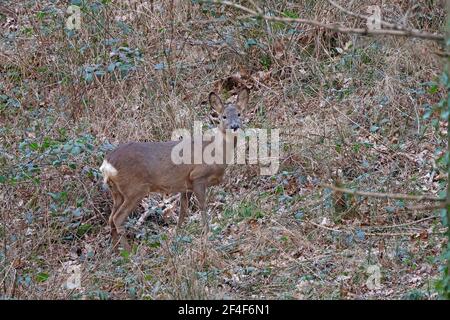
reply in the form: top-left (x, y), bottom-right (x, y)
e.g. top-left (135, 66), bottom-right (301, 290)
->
top-left (238, 113), bottom-right (241, 117)
top-left (222, 115), bottom-right (227, 119)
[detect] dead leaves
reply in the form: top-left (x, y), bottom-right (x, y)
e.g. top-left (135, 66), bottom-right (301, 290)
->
top-left (213, 67), bottom-right (272, 95)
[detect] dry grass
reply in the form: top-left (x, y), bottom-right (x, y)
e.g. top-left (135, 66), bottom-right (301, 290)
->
top-left (0, 0), bottom-right (448, 299)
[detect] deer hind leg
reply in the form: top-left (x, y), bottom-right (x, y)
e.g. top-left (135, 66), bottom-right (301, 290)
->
top-left (177, 191), bottom-right (192, 230)
top-left (111, 185), bottom-right (146, 251)
top-left (108, 181), bottom-right (124, 240)
top-left (192, 181), bottom-right (208, 235)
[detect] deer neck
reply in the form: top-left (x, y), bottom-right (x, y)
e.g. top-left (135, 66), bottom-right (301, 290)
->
top-left (212, 128), bottom-right (238, 166)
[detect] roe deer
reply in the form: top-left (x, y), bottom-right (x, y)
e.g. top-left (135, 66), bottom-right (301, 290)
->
top-left (100, 89), bottom-right (249, 250)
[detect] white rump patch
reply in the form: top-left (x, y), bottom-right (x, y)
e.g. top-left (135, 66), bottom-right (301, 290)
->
top-left (99, 159), bottom-right (118, 184)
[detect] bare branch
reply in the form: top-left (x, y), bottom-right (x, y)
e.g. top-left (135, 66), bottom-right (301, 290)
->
top-left (404, 203), bottom-right (446, 211)
top-left (0, 5), bottom-right (17, 18)
top-left (327, 0), bottom-right (399, 30)
top-left (202, 0), bottom-right (445, 41)
top-left (321, 184), bottom-right (444, 202)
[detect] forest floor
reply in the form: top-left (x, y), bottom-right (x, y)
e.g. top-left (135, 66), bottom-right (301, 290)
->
top-left (0, 0), bottom-right (448, 299)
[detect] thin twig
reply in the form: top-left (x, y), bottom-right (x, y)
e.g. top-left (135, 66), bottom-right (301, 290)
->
top-left (306, 216), bottom-right (439, 235)
top-left (365, 232), bottom-right (423, 237)
top-left (306, 220), bottom-right (342, 232)
top-left (327, 0), bottom-right (404, 31)
top-left (0, 5), bottom-right (17, 18)
top-left (201, 0), bottom-right (444, 41)
top-left (321, 184), bottom-right (444, 202)
top-left (404, 203), bottom-right (446, 211)
top-left (369, 216), bottom-right (438, 230)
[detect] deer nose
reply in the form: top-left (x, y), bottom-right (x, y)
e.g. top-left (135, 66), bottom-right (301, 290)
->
top-left (231, 124), bottom-right (239, 131)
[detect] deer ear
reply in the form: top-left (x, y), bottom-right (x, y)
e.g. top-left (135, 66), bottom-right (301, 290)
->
top-left (208, 112), bottom-right (220, 125)
top-left (236, 88), bottom-right (249, 111)
top-left (209, 92), bottom-right (223, 113)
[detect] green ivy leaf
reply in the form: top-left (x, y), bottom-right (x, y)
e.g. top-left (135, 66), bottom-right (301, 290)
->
top-left (107, 63), bottom-right (116, 72)
top-left (71, 145), bottom-right (82, 155)
top-left (84, 73), bottom-right (93, 83)
top-left (245, 38), bottom-right (258, 47)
